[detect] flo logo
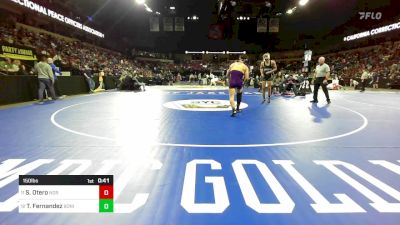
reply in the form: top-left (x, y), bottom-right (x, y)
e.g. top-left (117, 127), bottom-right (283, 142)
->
top-left (359, 12), bottom-right (382, 20)
top-left (163, 99), bottom-right (248, 111)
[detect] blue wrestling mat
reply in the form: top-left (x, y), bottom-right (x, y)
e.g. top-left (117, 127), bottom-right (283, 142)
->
top-left (0, 88), bottom-right (399, 225)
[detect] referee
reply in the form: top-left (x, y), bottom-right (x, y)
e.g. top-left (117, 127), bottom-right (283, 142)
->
top-left (310, 57), bottom-right (331, 104)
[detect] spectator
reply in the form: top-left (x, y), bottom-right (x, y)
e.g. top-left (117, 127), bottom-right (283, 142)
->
top-left (82, 65), bottom-right (95, 93)
top-left (4, 59), bottom-right (19, 75)
top-left (14, 60), bottom-right (29, 75)
top-left (360, 69), bottom-right (370, 92)
top-left (167, 71), bottom-right (174, 86)
top-left (284, 75), bottom-right (298, 95)
top-left (198, 73), bottom-right (202, 85)
top-left (48, 58), bottom-right (61, 77)
top-left (352, 79), bottom-right (360, 90)
top-left (371, 72), bottom-right (380, 89)
top-left (0, 58), bottom-right (14, 74)
top-left (210, 75), bottom-right (219, 86)
top-left (48, 58), bottom-right (62, 95)
top-left (176, 73), bottom-right (182, 84)
top-left (34, 55), bottom-right (57, 103)
top-left (95, 67), bottom-right (105, 91)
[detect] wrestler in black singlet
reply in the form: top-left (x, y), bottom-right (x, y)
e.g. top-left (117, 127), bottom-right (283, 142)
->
top-left (262, 60), bottom-right (274, 81)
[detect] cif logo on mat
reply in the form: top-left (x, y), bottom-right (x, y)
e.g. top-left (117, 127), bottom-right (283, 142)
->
top-left (163, 99), bottom-right (248, 111)
top-left (359, 12), bottom-right (382, 20)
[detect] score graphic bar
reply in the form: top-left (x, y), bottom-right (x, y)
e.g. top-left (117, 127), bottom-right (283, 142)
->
top-left (19, 175), bottom-right (113, 213)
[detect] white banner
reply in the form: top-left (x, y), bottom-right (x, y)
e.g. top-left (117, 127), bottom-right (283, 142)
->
top-left (8, 0), bottom-right (104, 38)
top-left (344, 22), bottom-right (400, 41)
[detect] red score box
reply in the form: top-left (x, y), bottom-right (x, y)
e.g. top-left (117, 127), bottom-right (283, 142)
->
top-left (99, 185), bottom-right (113, 199)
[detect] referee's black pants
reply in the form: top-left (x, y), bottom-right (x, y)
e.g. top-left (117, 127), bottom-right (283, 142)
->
top-left (360, 79), bottom-right (367, 91)
top-left (313, 77), bottom-right (330, 102)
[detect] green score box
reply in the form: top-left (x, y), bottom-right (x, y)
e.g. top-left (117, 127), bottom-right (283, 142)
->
top-left (99, 199), bottom-right (114, 213)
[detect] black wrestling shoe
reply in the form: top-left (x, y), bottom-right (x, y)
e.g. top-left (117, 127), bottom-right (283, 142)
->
top-left (267, 97), bottom-right (271, 104)
top-left (231, 110), bottom-right (237, 117)
top-left (262, 99), bottom-right (266, 104)
top-left (310, 100), bottom-right (318, 103)
top-left (327, 99), bottom-right (331, 104)
top-left (236, 109), bottom-right (242, 113)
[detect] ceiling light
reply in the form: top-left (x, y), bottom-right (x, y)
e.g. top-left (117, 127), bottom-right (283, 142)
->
top-left (170, 6), bottom-right (175, 10)
top-left (299, 0), bottom-right (309, 6)
top-left (135, 0), bottom-right (145, 5)
top-left (146, 7), bottom-right (153, 12)
top-left (286, 9), bottom-right (293, 14)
